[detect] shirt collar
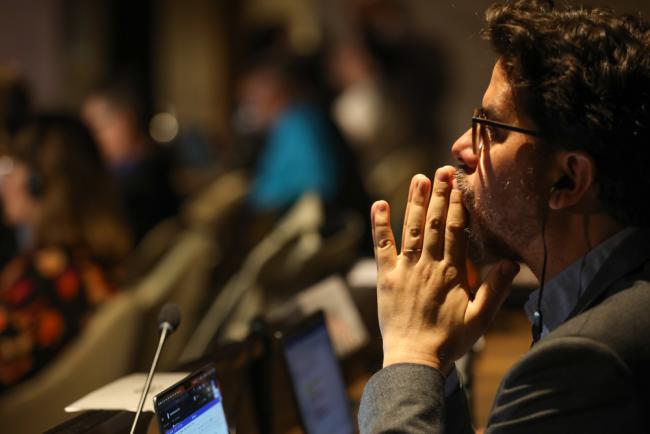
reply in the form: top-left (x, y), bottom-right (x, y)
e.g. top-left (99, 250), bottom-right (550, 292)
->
top-left (524, 227), bottom-right (637, 338)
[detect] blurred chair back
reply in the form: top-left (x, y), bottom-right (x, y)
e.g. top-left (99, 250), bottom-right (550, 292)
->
top-left (182, 169), bottom-right (248, 234)
top-left (129, 171), bottom-right (247, 371)
top-left (262, 210), bottom-right (365, 298)
top-left (0, 292), bottom-right (141, 434)
top-left (121, 217), bottom-right (183, 286)
top-left (181, 193), bottom-right (324, 362)
top-left (130, 228), bottom-right (218, 371)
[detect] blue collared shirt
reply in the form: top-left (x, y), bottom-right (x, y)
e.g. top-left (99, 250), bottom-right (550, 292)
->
top-left (524, 227), bottom-right (637, 339)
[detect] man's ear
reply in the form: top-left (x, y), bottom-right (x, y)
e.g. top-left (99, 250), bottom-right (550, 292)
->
top-left (549, 151), bottom-right (596, 210)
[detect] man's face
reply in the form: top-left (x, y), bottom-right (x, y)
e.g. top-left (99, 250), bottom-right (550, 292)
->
top-left (451, 61), bottom-right (550, 264)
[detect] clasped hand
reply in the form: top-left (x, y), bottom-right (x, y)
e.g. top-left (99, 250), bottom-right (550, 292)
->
top-left (371, 166), bottom-right (519, 373)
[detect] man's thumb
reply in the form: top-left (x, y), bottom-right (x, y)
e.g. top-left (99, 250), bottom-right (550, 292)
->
top-left (467, 260), bottom-right (519, 330)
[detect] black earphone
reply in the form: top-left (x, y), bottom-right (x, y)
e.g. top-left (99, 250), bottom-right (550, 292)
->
top-left (551, 175), bottom-right (573, 192)
top-left (533, 175), bottom-right (575, 344)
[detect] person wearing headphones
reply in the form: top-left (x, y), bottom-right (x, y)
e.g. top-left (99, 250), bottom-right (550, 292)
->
top-left (0, 114), bottom-right (131, 392)
top-left (360, 1), bottom-right (650, 432)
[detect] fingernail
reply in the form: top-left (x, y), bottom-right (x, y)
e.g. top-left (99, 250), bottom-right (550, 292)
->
top-left (419, 180), bottom-right (428, 194)
top-left (435, 166), bottom-right (453, 182)
top-left (377, 202), bottom-right (387, 212)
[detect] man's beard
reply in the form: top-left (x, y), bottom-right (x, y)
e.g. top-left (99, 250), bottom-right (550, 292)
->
top-left (455, 167), bottom-right (542, 265)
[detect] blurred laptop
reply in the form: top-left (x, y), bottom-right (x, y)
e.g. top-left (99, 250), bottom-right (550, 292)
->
top-left (277, 311), bottom-right (355, 434)
top-left (153, 364), bottom-right (229, 434)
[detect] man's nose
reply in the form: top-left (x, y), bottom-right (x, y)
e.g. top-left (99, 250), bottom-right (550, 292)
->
top-left (451, 128), bottom-right (479, 171)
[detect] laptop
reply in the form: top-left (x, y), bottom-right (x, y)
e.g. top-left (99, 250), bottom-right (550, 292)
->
top-left (277, 311), bottom-right (355, 434)
top-left (153, 364), bottom-right (229, 434)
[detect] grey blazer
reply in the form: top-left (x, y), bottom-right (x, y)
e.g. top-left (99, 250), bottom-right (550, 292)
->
top-left (359, 229), bottom-right (650, 434)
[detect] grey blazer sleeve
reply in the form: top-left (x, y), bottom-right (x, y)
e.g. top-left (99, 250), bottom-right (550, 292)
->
top-left (358, 364), bottom-right (474, 434)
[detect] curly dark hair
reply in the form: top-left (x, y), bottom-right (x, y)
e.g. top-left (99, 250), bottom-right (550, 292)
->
top-left (483, 0), bottom-right (650, 226)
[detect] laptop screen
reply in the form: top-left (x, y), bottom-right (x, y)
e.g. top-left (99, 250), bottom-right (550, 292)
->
top-left (282, 314), bottom-right (354, 434)
top-left (153, 365), bottom-right (229, 434)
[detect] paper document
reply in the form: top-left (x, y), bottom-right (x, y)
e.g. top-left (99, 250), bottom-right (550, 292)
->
top-left (270, 275), bottom-right (369, 357)
top-left (65, 372), bottom-right (188, 413)
top-left (346, 257), bottom-right (377, 288)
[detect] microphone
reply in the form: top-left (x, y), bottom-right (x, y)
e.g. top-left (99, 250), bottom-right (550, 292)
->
top-left (130, 303), bottom-right (181, 434)
top-left (158, 303), bottom-right (181, 334)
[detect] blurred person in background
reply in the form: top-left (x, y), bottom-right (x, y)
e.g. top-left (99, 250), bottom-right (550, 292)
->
top-left (0, 115), bottom-right (131, 392)
top-left (0, 67), bottom-right (32, 268)
top-left (82, 80), bottom-right (180, 243)
top-left (237, 53), bottom-right (341, 215)
top-left (211, 45), bottom-right (372, 289)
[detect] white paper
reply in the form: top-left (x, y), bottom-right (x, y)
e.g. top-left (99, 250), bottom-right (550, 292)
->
top-left (346, 257), bottom-right (377, 288)
top-left (293, 275), bottom-right (369, 357)
top-left (65, 372), bottom-right (189, 413)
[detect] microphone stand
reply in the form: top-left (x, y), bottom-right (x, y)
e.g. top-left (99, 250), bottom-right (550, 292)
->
top-left (129, 323), bottom-right (172, 434)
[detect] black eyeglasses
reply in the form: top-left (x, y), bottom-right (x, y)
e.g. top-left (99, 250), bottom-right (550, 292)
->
top-left (471, 108), bottom-right (543, 155)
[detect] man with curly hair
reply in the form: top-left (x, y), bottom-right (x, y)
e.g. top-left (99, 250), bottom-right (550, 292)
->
top-left (359, 1), bottom-right (650, 433)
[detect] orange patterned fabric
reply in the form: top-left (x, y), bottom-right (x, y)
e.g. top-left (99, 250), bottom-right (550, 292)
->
top-left (0, 248), bottom-right (116, 391)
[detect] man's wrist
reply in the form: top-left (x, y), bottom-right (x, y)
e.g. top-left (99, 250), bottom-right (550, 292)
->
top-left (383, 351), bottom-right (453, 375)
